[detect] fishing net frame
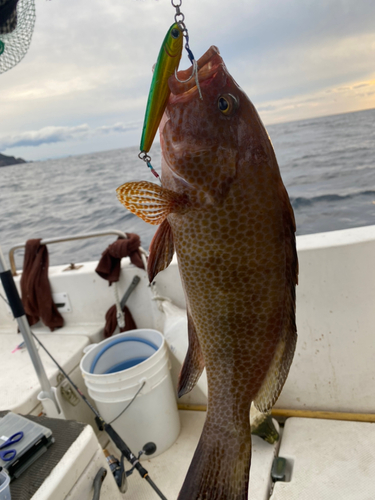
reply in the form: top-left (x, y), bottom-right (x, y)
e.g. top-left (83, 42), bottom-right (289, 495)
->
top-left (0, 0), bottom-right (36, 74)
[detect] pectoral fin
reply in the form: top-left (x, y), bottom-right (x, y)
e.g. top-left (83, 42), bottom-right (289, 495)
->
top-left (178, 312), bottom-right (205, 398)
top-left (147, 218), bottom-right (174, 282)
top-left (116, 181), bottom-right (190, 225)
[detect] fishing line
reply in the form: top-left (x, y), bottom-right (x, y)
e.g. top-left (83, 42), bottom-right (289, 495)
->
top-left (30, 332), bottom-right (103, 418)
top-left (30, 331), bottom-right (168, 500)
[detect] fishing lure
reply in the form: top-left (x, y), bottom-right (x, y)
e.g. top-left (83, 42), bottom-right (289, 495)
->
top-left (138, 1), bottom-right (200, 179)
top-left (139, 23), bottom-right (183, 161)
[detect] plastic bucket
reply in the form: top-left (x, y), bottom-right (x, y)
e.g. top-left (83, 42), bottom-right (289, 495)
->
top-left (0, 470), bottom-right (11, 500)
top-left (80, 329), bottom-right (180, 458)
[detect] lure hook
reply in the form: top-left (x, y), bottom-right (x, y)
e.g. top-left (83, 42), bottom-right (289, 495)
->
top-left (174, 59), bottom-right (203, 100)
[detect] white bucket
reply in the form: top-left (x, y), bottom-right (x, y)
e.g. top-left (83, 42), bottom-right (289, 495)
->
top-left (80, 329), bottom-right (180, 458)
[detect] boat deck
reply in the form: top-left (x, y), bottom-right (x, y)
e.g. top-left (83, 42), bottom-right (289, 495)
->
top-left (113, 411), bottom-right (375, 500)
top-left (271, 417), bottom-right (375, 500)
top-left (113, 410), bottom-right (279, 500)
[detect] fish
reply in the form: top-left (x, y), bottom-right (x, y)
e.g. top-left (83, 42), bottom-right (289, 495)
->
top-left (117, 45), bottom-right (298, 500)
top-left (140, 22), bottom-right (183, 155)
top-left (250, 404), bottom-right (279, 444)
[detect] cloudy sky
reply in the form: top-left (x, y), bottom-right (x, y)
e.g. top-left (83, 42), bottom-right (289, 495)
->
top-left (1, 0), bottom-right (374, 161)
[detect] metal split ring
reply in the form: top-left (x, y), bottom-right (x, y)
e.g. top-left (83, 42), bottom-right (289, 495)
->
top-left (174, 12), bottom-right (185, 24)
top-left (177, 21), bottom-right (188, 37)
top-left (138, 151), bottom-right (151, 163)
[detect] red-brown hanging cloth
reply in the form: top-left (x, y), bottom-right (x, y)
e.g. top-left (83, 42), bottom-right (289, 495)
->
top-left (95, 233), bottom-right (144, 284)
top-left (95, 234), bottom-right (144, 337)
top-left (20, 239), bottom-right (64, 331)
top-left (103, 304), bottom-right (137, 338)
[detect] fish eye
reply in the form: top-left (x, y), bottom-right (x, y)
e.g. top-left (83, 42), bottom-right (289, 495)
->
top-left (217, 94), bottom-right (238, 116)
top-left (218, 97), bottom-right (229, 112)
top-left (171, 28), bottom-right (180, 39)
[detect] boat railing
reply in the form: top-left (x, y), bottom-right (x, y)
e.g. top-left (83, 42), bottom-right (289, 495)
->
top-left (8, 230), bottom-right (147, 276)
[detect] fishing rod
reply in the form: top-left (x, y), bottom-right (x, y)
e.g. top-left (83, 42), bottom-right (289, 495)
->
top-left (31, 332), bottom-right (168, 500)
top-left (0, 246), bottom-right (168, 500)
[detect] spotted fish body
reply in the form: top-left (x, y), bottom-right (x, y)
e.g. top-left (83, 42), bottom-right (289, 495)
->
top-left (117, 46), bottom-right (298, 500)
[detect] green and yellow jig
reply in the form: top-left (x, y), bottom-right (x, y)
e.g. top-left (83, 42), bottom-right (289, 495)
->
top-left (138, 1), bottom-right (200, 179)
top-left (140, 23), bottom-right (183, 155)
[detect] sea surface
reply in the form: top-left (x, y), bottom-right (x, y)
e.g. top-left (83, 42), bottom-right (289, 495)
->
top-left (1, 107), bottom-right (375, 269)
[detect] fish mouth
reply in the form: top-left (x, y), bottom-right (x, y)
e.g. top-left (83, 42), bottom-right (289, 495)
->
top-left (168, 46), bottom-right (224, 100)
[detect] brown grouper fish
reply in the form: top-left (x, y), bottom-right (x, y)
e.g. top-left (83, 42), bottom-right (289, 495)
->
top-left (117, 46), bottom-right (298, 500)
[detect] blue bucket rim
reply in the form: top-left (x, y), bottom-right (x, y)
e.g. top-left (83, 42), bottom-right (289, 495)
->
top-left (90, 336), bottom-right (159, 374)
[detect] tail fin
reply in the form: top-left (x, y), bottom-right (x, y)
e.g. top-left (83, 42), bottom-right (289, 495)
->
top-left (178, 414), bottom-right (251, 500)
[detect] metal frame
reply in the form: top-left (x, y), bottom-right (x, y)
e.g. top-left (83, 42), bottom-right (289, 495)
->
top-left (9, 230), bottom-right (129, 275)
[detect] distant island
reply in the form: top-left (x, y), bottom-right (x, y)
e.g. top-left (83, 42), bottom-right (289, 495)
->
top-left (0, 153), bottom-right (27, 167)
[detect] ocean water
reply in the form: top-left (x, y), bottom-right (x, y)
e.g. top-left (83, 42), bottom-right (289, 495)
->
top-left (1, 107), bottom-right (374, 269)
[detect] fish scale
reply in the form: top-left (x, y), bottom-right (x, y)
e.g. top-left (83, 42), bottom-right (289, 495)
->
top-left (117, 45), bottom-right (297, 500)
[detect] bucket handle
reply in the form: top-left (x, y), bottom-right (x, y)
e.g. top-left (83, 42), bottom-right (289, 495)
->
top-left (90, 337), bottom-right (158, 374)
top-left (107, 378), bottom-right (147, 426)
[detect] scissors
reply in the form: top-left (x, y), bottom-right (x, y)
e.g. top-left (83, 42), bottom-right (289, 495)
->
top-left (0, 431), bottom-right (24, 462)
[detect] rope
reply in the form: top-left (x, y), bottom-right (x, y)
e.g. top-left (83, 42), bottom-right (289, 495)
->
top-left (113, 281), bottom-right (125, 329)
